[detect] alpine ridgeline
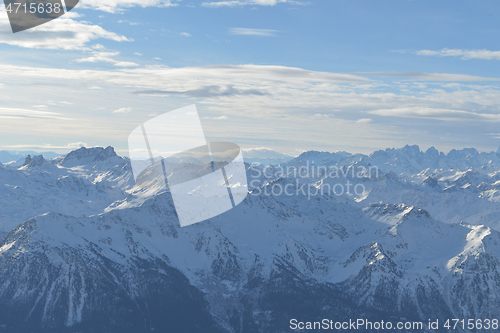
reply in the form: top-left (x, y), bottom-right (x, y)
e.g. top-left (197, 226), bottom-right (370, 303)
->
top-left (1, 145), bottom-right (500, 332)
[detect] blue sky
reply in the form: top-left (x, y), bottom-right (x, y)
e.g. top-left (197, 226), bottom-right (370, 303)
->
top-left (0, 0), bottom-right (500, 155)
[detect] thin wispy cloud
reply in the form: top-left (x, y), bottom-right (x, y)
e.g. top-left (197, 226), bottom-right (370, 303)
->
top-left (1, 62), bottom-right (500, 153)
top-left (369, 107), bottom-right (500, 122)
top-left (204, 116), bottom-right (229, 120)
top-left (117, 20), bottom-right (140, 26)
top-left (3, 142), bottom-right (88, 150)
top-left (76, 51), bottom-right (139, 67)
top-left (0, 108), bottom-right (71, 120)
top-left (416, 48), bottom-right (500, 61)
top-left (80, 0), bottom-right (178, 13)
top-left (134, 85), bottom-right (268, 97)
top-left (356, 118), bottom-right (373, 124)
top-left (229, 28), bottom-right (278, 36)
top-left (359, 72), bottom-right (499, 82)
top-left (113, 107), bottom-right (133, 114)
top-left (202, 0), bottom-right (306, 7)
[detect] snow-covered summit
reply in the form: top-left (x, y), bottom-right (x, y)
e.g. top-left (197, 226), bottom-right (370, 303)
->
top-left (1, 144), bottom-right (500, 331)
top-left (56, 146), bottom-right (119, 166)
top-left (22, 154), bottom-right (46, 167)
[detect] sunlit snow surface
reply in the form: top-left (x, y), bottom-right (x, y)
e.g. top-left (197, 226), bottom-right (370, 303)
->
top-left (2, 145), bottom-right (500, 331)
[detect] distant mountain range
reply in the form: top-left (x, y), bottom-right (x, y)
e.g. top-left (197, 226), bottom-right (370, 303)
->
top-left (0, 145), bottom-right (499, 332)
top-left (241, 147), bottom-right (294, 165)
top-left (0, 150), bottom-right (61, 165)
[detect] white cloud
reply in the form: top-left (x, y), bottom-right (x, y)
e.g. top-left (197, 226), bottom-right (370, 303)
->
top-left (369, 107), bottom-right (500, 122)
top-left (180, 32), bottom-right (191, 37)
top-left (312, 113), bottom-right (333, 118)
top-left (416, 48), bottom-right (500, 61)
top-left (76, 51), bottom-right (139, 67)
top-left (2, 62), bottom-right (500, 153)
top-left (113, 107), bottom-right (133, 114)
top-left (47, 100), bottom-right (74, 106)
top-left (204, 115), bottom-right (229, 120)
top-left (0, 107), bottom-right (71, 120)
top-left (202, 0), bottom-right (305, 7)
top-left (228, 28), bottom-right (278, 36)
top-left (118, 20), bottom-right (140, 26)
top-left (3, 142), bottom-right (88, 150)
top-left (67, 142), bottom-right (89, 148)
top-left (0, 9), bottom-right (130, 50)
top-left (358, 72), bottom-right (499, 82)
top-left (79, 0), bottom-right (178, 13)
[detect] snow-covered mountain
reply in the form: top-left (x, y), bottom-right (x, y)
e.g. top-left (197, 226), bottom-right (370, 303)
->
top-left (0, 150), bottom-right (61, 164)
top-left (1, 145), bottom-right (500, 332)
top-left (241, 147), bottom-right (294, 165)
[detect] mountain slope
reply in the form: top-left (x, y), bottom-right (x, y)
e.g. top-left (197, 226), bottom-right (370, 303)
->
top-left (1, 145), bottom-right (500, 332)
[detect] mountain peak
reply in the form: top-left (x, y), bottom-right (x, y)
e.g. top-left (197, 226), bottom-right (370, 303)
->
top-left (62, 146), bottom-right (117, 163)
top-left (448, 147), bottom-right (479, 159)
top-left (23, 154), bottom-right (32, 166)
top-left (94, 146), bottom-right (117, 161)
top-left (22, 154), bottom-right (46, 168)
top-left (295, 150), bottom-right (323, 159)
top-left (424, 146), bottom-right (439, 156)
top-left (401, 144), bottom-right (421, 156)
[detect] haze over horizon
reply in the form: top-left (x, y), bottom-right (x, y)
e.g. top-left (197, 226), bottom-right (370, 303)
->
top-left (3, 143), bottom-right (500, 163)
